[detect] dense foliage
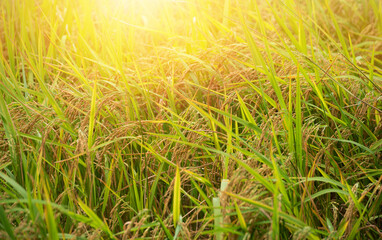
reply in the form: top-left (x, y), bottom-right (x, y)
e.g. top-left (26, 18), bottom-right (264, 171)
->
top-left (0, 0), bottom-right (381, 239)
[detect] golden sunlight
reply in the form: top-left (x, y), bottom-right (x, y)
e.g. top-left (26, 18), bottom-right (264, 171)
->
top-left (108, 0), bottom-right (187, 27)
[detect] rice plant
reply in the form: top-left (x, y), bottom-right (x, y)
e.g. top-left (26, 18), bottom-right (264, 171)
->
top-left (0, 0), bottom-right (381, 239)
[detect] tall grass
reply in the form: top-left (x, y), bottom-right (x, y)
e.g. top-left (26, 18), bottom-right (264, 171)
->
top-left (0, 0), bottom-right (381, 239)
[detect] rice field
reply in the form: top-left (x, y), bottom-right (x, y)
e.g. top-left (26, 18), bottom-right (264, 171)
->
top-left (0, 0), bottom-right (381, 239)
